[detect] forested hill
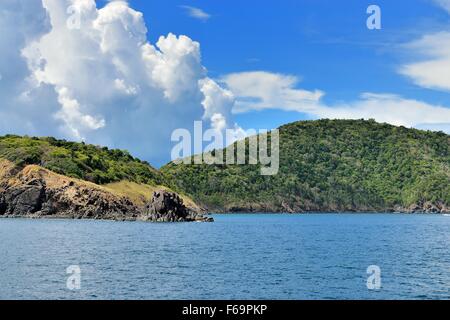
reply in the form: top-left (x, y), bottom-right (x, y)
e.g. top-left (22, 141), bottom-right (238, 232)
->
top-left (161, 119), bottom-right (450, 213)
top-left (0, 135), bottom-right (163, 186)
top-left (1, 119), bottom-right (449, 213)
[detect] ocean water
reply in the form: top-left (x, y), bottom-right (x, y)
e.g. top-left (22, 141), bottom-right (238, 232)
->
top-left (0, 214), bottom-right (449, 300)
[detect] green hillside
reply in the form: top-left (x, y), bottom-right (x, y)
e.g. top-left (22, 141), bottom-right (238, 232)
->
top-left (2, 119), bottom-right (449, 213)
top-left (0, 135), bottom-right (163, 186)
top-left (161, 119), bottom-right (450, 212)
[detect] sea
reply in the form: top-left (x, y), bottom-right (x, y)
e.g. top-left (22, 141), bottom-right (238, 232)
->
top-left (1, 214), bottom-right (449, 300)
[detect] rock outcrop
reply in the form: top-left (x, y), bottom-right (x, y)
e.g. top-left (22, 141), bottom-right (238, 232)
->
top-left (2, 179), bottom-right (46, 215)
top-left (141, 190), bottom-right (213, 222)
top-left (0, 160), bottom-right (212, 222)
top-left (0, 163), bottom-right (140, 220)
top-left (395, 201), bottom-right (449, 214)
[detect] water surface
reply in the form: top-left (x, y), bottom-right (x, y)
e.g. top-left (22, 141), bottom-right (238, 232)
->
top-left (0, 214), bottom-right (449, 299)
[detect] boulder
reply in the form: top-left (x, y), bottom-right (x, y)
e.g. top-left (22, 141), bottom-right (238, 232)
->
top-left (3, 179), bottom-right (45, 215)
top-left (142, 190), bottom-right (213, 222)
top-left (423, 201), bottom-right (440, 213)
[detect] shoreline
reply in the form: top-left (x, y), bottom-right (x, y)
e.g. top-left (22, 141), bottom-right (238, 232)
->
top-left (1, 211), bottom-right (449, 223)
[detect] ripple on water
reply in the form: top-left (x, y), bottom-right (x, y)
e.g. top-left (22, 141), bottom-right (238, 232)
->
top-left (1, 214), bottom-right (450, 299)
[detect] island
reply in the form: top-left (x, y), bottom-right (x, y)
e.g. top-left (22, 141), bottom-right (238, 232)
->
top-left (1, 119), bottom-right (448, 220)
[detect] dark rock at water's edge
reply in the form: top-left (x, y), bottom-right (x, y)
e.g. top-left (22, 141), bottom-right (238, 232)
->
top-left (0, 193), bottom-right (6, 215)
top-left (2, 180), bottom-right (45, 216)
top-left (200, 198), bottom-right (449, 214)
top-left (141, 190), bottom-right (213, 222)
top-left (0, 162), bottom-right (211, 222)
top-left (206, 199), bottom-right (449, 214)
top-left (393, 202), bottom-right (449, 214)
top-left (1, 177), bottom-right (140, 220)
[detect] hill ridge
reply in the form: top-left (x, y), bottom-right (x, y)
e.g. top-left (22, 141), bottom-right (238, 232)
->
top-left (1, 119), bottom-right (449, 214)
top-left (162, 119), bottom-right (450, 213)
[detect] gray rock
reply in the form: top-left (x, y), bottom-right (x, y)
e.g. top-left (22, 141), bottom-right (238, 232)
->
top-left (3, 180), bottom-right (45, 215)
top-left (0, 177), bottom-right (140, 219)
top-left (142, 190), bottom-right (213, 222)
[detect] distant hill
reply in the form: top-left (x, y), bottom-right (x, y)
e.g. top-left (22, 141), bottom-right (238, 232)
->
top-left (161, 119), bottom-right (450, 213)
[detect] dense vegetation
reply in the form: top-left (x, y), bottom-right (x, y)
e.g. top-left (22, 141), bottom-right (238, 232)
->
top-left (2, 119), bottom-right (449, 212)
top-left (0, 135), bottom-right (163, 185)
top-left (162, 119), bottom-right (450, 212)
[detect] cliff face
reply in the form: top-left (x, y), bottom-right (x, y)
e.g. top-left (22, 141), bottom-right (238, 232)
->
top-left (142, 190), bottom-right (213, 222)
top-left (0, 160), bottom-right (139, 219)
top-left (0, 160), bottom-right (212, 222)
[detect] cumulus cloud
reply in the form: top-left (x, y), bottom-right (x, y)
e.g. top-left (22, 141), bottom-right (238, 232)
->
top-left (0, 0), bottom-right (238, 165)
top-left (0, 0), bottom-right (61, 137)
top-left (55, 87), bottom-right (106, 139)
top-left (1, 0), bottom-right (448, 168)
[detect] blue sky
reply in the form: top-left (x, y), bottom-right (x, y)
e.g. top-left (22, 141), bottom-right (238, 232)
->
top-left (1, 0), bottom-right (449, 166)
top-left (119, 0), bottom-right (450, 130)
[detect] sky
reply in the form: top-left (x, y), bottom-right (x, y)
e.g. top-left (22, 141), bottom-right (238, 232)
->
top-left (1, 0), bottom-right (450, 166)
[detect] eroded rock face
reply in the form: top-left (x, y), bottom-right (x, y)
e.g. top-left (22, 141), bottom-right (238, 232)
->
top-left (0, 163), bottom-right (140, 220)
top-left (0, 177), bottom-right (140, 220)
top-left (141, 190), bottom-right (213, 222)
top-left (404, 201), bottom-right (449, 214)
top-left (3, 181), bottom-right (45, 215)
top-left (0, 162), bottom-right (212, 222)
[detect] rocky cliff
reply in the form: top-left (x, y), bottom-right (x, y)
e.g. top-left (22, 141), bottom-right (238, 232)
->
top-left (0, 160), bottom-right (212, 222)
top-left (142, 190), bottom-right (213, 222)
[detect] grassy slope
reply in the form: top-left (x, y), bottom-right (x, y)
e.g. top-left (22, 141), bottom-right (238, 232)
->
top-left (104, 181), bottom-right (200, 209)
top-left (161, 119), bottom-right (450, 212)
top-left (0, 158), bottom-right (124, 200)
top-left (0, 136), bottom-right (197, 208)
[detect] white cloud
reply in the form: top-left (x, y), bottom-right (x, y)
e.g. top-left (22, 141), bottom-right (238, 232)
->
top-left (399, 32), bottom-right (450, 91)
top-left (0, 0), bottom-right (61, 137)
top-left (180, 5), bottom-right (211, 21)
top-left (149, 33), bottom-right (206, 102)
top-left (0, 0), bottom-right (238, 165)
top-left (316, 93), bottom-right (450, 131)
top-left (1, 0), bottom-right (448, 168)
top-left (114, 78), bottom-right (139, 96)
top-left (398, 2), bottom-right (450, 92)
top-left (220, 3), bottom-right (450, 133)
top-left (222, 72), bottom-right (450, 133)
top-left (200, 78), bottom-right (234, 124)
top-left (222, 71), bottom-right (324, 113)
top-left (55, 86), bottom-right (106, 139)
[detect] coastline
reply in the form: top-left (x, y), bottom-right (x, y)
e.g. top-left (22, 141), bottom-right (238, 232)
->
top-left (1, 210), bottom-right (449, 224)
top-left (206, 206), bottom-right (450, 214)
